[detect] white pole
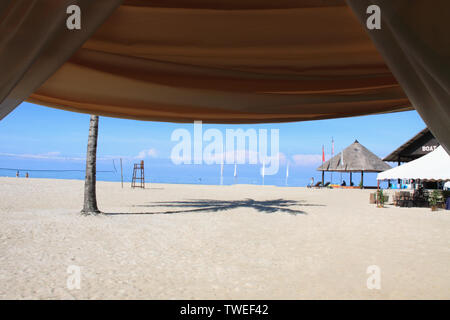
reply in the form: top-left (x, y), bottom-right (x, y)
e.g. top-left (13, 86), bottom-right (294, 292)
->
top-left (234, 163), bottom-right (237, 184)
top-left (120, 158), bottom-right (123, 189)
top-left (220, 161), bottom-right (224, 185)
top-left (331, 137), bottom-right (334, 184)
top-left (262, 159), bottom-right (265, 185)
top-left (285, 161), bottom-right (289, 186)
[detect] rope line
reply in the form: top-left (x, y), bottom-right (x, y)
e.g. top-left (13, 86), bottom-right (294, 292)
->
top-left (0, 168), bottom-right (115, 173)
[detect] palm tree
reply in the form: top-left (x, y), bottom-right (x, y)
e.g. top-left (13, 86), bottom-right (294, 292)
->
top-left (81, 115), bottom-right (100, 215)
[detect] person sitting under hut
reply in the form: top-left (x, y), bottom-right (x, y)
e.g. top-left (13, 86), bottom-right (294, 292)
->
top-left (341, 180), bottom-right (347, 186)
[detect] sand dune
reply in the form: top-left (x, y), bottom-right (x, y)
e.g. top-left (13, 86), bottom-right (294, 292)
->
top-left (0, 177), bottom-right (449, 299)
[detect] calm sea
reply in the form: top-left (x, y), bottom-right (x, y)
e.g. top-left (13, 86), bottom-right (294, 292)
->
top-left (0, 157), bottom-right (385, 187)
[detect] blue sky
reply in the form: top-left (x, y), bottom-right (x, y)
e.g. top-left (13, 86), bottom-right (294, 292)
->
top-left (0, 102), bottom-right (426, 186)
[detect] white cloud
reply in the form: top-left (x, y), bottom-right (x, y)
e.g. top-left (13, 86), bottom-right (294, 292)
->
top-left (147, 148), bottom-right (158, 158)
top-left (135, 150), bottom-right (147, 159)
top-left (291, 154), bottom-right (323, 166)
top-left (0, 151), bottom-right (85, 161)
top-left (135, 148), bottom-right (158, 159)
top-left (171, 149), bottom-right (286, 166)
top-left (44, 151), bottom-right (61, 156)
top-left (0, 152), bottom-right (131, 162)
top-left (201, 150), bottom-right (286, 165)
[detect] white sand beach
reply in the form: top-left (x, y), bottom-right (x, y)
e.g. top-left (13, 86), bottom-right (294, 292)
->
top-left (0, 177), bottom-right (449, 299)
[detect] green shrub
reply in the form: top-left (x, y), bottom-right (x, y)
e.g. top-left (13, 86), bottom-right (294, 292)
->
top-left (377, 189), bottom-right (385, 206)
top-left (429, 190), bottom-right (443, 207)
top-left (442, 190), bottom-right (450, 200)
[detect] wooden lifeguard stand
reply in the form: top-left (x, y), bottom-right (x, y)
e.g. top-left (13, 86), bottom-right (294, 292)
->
top-left (131, 160), bottom-right (145, 188)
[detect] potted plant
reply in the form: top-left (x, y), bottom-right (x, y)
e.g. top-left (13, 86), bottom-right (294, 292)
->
top-left (377, 189), bottom-right (385, 208)
top-left (428, 190), bottom-right (442, 211)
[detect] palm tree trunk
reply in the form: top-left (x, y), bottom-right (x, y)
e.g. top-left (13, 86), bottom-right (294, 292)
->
top-left (81, 115), bottom-right (100, 215)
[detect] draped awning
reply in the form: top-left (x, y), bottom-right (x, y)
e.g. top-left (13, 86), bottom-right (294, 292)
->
top-left (0, 0), bottom-right (449, 152)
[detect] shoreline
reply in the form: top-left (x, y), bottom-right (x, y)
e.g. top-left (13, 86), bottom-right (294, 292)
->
top-left (0, 175), bottom-right (383, 189)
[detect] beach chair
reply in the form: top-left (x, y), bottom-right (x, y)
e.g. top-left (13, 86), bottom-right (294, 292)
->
top-left (313, 182), bottom-right (322, 188)
top-left (322, 182), bottom-right (331, 188)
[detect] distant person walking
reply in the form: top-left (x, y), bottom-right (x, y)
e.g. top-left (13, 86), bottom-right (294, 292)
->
top-left (25, 172), bottom-right (29, 178)
top-left (16, 171), bottom-right (19, 177)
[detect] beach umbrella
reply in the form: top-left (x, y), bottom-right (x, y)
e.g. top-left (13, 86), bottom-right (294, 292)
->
top-left (0, 1), bottom-right (449, 153)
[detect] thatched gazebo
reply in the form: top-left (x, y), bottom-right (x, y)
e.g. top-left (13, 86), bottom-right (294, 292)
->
top-left (317, 140), bottom-right (391, 187)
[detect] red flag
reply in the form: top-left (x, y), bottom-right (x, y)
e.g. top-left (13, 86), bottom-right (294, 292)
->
top-left (322, 145), bottom-right (325, 162)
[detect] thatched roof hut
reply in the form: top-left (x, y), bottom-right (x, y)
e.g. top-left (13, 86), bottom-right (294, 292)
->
top-left (318, 140), bottom-right (391, 173)
top-left (317, 140), bottom-right (391, 186)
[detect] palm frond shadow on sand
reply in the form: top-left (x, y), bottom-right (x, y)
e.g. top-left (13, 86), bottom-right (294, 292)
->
top-left (106, 199), bottom-right (323, 216)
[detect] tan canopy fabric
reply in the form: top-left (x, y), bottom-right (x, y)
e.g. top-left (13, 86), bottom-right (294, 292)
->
top-left (26, 0), bottom-right (411, 124)
top-left (0, 1), bottom-right (448, 151)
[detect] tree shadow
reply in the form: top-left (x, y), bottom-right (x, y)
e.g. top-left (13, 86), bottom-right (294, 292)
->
top-left (106, 198), bottom-right (323, 216)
